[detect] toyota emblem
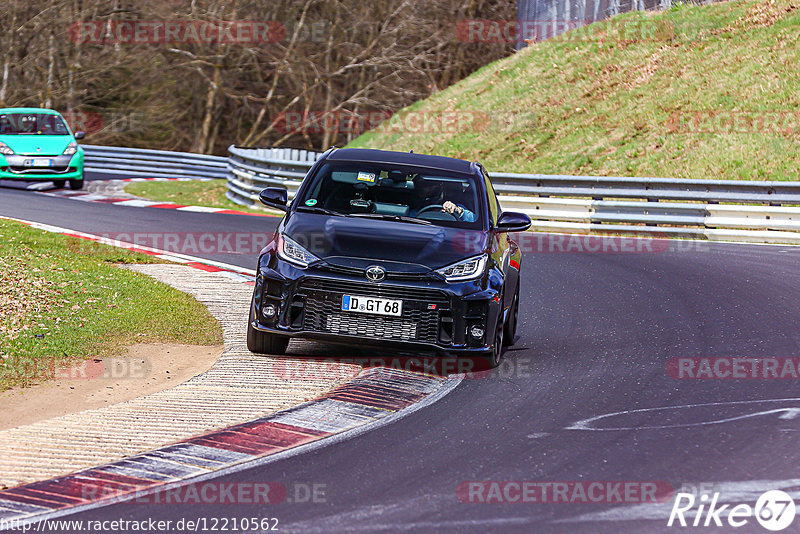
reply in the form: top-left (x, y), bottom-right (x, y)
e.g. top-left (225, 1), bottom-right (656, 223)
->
top-left (365, 265), bottom-right (386, 282)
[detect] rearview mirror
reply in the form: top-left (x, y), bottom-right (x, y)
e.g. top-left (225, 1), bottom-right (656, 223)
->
top-left (74, 131), bottom-right (85, 140)
top-left (259, 187), bottom-right (288, 211)
top-left (496, 211), bottom-right (532, 233)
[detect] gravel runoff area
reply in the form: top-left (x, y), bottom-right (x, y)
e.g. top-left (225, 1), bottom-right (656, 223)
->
top-left (0, 264), bottom-right (362, 489)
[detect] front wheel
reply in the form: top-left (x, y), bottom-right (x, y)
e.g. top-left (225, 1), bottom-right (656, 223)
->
top-left (483, 320), bottom-right (505, 369)
top-left (68, 179), bottom-right (84, 190)
top-left (246, 307), bottom-right (289, 355)
top-left (503, 286), bottom-right (519, 346)
top-left (52, 179), bottom-right (66, 189)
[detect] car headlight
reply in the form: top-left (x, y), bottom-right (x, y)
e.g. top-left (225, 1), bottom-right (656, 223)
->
top-left (436, 254), bottom-right (487, 282)
top-left (277, 234), bottom-right (320, 268)
top-left (0, 141), bottom-right (14, 155)
top-left (62, 142), bottom-right (78, 156)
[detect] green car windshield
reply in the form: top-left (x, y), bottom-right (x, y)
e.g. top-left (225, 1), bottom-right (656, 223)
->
top-left (0, 113), bottom-right (70, 135)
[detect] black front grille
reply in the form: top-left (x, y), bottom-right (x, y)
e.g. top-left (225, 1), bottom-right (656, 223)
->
top-left (8, 165), bottom-right (73, 174)
top-left (298, 278), bottom-right (447, 343)
top-left (300, 278), bottom-right (446, 302)
top-left (318, 263), bottom-right (434, 281)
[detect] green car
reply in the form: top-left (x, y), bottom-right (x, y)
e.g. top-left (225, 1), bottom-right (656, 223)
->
top-left (0, 107), bottom-right (85, 190)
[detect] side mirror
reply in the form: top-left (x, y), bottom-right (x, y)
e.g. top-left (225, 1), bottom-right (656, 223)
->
top-left (259, 187), bottom-right (288, 211)
top-left (74, 131), bottom-right (85, 140)
top-left (496, 211), bottom-right (532, 233)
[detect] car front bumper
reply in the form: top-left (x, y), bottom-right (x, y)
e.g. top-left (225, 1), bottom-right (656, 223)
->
top-left (0, 154), bottom-right (83, 181)
top-left (252, 256), bottom-right (504, 357)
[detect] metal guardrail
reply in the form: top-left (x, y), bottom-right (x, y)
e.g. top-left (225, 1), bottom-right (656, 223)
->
top-left (491, 173), bottom-right (800, 243)
top-left (221, 145), bottom-right (800, 244)
top-left (226, 145), bottom-right (321, 206)
top-left (83, 145), bottom-right (227, 180)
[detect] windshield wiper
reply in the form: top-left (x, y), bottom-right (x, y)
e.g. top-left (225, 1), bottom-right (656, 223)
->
top-left (295, 205), bottom-right (344, 217)
top-left (349, 213), bottom-right (432, 225)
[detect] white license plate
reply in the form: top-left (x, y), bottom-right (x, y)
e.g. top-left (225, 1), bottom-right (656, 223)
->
top-left (341, 294), bottom-right (402, 317)
top-left (28, 159), bottom-right (53, 167)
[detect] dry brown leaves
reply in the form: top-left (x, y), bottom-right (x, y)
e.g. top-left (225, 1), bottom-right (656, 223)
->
top-left (625, 48), bottom-right (666, 90)
top-left (736, 0), bottom-right (798, 29)
top-left (0, 255), bottom-right (71, 344)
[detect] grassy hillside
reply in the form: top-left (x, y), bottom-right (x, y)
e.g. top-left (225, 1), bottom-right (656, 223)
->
top-left (350, 0), bottom-right (800, 180)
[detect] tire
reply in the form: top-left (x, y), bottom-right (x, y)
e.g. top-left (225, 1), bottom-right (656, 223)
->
top-left (503, 286), bottom-right (519, 346)
top-left (483, 319), bottom-right (505, 369)
top-left (52, 180), bottom-right (66, 189)
top-left (246, 307), bottom-right (289, 355)
top-left (68, 179), bottom-right (84, 190)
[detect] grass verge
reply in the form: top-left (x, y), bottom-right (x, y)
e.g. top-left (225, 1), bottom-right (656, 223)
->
top-left (349, 0), bottom-right (800, 180)
top-left (124, 180), bottom-right (280, 216)
top-left (0, 219), bottom-right (223, 391)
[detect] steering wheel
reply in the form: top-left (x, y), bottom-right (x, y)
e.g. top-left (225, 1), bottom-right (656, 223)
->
top-left (415, 204), bottom-right (458, 221)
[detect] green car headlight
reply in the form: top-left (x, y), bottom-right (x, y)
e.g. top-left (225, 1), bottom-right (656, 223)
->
top-left (62, 142), bottom-right (78, 156)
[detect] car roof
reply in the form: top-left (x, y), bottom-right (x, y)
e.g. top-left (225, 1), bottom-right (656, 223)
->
top-left (0, 108), bottom-right (62, 115)
top-left (326, 148), bottom-right (475, 175)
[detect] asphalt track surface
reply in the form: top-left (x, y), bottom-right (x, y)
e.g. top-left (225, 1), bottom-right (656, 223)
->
top-left (3, 178), bottom-right (800, 533)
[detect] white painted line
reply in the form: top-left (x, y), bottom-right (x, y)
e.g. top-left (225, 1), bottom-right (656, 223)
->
top-left (163, 443), bottom-right (252, 463)
top-left (0, 499), bottom-right (50, 515)
top-left (153, 254), bottom-right (190, 263)
top-left (566, 397), bottom-right (800, 431)
top-left (269, 400), bottom-right (385, 434)
top-left (97, 465), bottom-right (175, 482)
top-left (213, 271), bottom-right (254, 282)
top-left (176, 206), bottom-right (226, 213)
top-left (145, 451), bottom-right (228, 469)
top-left (121, 456), bottom-right (211, 477)
top-left (25, 182), bottom-right (53, 191)
top-left (113, 199), bottom-right (162, 208)
top-left (64, 193), bottom-right (108, 202)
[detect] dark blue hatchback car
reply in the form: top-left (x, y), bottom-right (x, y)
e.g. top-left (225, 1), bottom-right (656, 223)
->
top-left (247, 148), bottom-right (531, 367)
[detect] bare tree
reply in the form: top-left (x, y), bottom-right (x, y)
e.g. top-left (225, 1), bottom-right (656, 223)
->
top-left (0, 0), bottom-right (514, 153)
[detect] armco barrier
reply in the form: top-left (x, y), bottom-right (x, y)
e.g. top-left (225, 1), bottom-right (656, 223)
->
top-left (226, 145), bottom-right (321, 206)
top-left (83, 144), bottom-right (800, 244)
top-left (225, 145), bottom-right (800, 244)
top-left (83, 145), bottom-right (227, 179)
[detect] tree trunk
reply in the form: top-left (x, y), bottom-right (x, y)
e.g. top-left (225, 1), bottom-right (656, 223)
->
top-left (45, 31), bottom-right (55, 108)
top-left (195, 65), bottom-right (221, 153)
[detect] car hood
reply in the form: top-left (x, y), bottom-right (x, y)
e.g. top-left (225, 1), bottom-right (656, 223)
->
top-left (0, 135), bottom-right (73, 156)
top-left (284, 213), bottom-right (487, 272)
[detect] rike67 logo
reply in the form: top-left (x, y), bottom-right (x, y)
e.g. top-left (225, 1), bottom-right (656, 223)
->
top-left (668, 490), bottom-right (796, 531)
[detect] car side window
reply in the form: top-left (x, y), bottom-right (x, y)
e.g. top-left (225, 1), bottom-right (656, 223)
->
top-left (481, 167), bottom-right (499, 227)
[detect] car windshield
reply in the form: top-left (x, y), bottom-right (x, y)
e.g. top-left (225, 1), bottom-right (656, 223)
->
top-left (0, 113), bottom-right (71, 135)
top-left (297, 161), bottom-right (483, 229)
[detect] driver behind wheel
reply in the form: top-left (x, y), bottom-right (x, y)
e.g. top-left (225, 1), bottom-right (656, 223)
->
top-left (411, 175), bottom-right (476, 222)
